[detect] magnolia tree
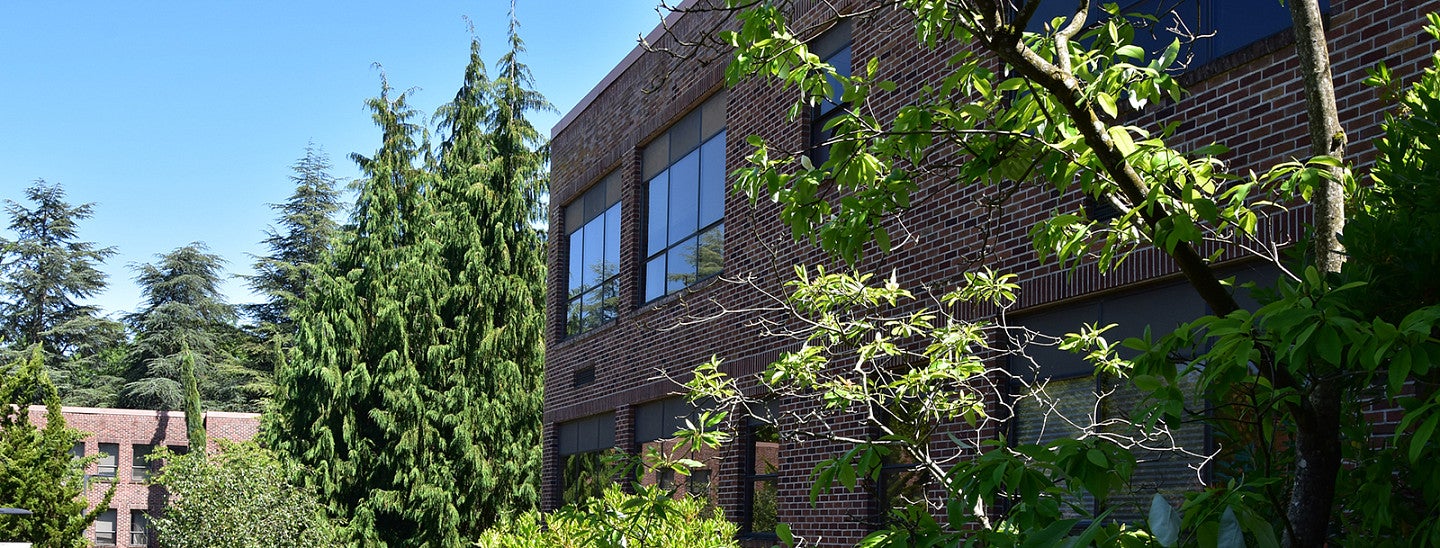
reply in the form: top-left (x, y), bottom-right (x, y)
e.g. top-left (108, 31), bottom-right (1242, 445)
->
top-left (633, 1), bottom-right (1440, 547)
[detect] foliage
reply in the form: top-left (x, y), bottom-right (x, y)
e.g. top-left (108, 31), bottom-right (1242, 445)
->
top-left (239, 145), bottom-right (342, 404)
top-left (180, 345), bottom-right (207, 452)
top-left (0, 347), bottom-right (114, 548)
top-left (474, 485), bottom-right (737, 548)
top-left (0, 180), bottom-right (125, 405)
top-left (270, 13), bottom-right (549, 544)
top-left (149, 441), bottom-right (338, 548)
top-left (669, 1), bottom-right (1440, 546)
top-left (121, 243), bottom-right (257, 411)
top-left (243, 143), bottom-right (342, 334)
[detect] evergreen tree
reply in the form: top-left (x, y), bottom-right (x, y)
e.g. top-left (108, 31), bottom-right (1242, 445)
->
top-left (121, 243), bottom-right (251, 411)
top-left (427, 11), bottom-right (550, 531)
top-left (274, 17), bottom-right (551, 540)
top-left (0, 180), bottom-right (125, 404)
top-left (181, 345), bottom-right (207, 452)
top-left (0, 347), bottom-right (115, 547)
top-left (244, 144), bottom-right (342, 334)
top-left (238, 145), bottom-right (342, 405)
top-left (273, 76), bottom-right (448, 545)
top-left (462, 9), bottom-right (551, 524)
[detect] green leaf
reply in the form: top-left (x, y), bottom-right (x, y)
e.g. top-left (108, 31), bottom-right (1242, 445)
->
top-left (1096, 92), bottom-right (1119, 118)
top-left (777, 522), bottom-right (794, 546)
top-left (1021, 519), bottom-right (1078, 548)
top-left (1116, 44), bottom-right (1146, 59)
top-left (1218, 507), bottom-right (1246, 548)
top-left (1410, 413), bottom-right (1439, 463)
top-left (1087, 448), bottom-right (1108, 467)
top-left (1149, 494), bottom-right (1180, 547)
top-left (1108, 126), bottom-right (1137, 156)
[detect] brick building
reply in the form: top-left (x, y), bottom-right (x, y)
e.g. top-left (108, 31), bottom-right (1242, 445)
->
top-left (543, 0), bottom-right (1438, 545)
top-left (28, 406), bottom-right (260, 548)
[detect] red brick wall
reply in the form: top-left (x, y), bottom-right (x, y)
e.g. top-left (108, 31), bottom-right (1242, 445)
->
top-left (27, 406), bottom-right (260, 547)
top-left (546, 1), bottom-right (1439, 544)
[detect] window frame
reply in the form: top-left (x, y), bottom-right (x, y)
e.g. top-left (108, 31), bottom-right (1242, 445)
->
top-left (95, 508), bottom-right (117, 546)
top-left (643, 91), bottom-right (727, 302)
top-left (129, 510), bottom-right (150, 547)
top-left (741, 404), bottom-right (780, 538)
top-left (97, 442), bottom-right (119, 479)
top-left (564, 171), bottom-right (623, 337)
top-left (808, 20), bottom-right (853, 166)
top-left (558, 412), bottom-right (618, 507)
top-left (131, 443), bottom-right (155, 483)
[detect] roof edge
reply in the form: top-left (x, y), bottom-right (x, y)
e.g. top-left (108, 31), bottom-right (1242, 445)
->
top-left (551, 0), bottom-right (700, 138)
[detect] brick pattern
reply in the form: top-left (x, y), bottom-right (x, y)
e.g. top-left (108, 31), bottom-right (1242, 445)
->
top-left (546, 1), bottom-right (1439, 544)
top-left (27, 406), bottom-right (260, 548)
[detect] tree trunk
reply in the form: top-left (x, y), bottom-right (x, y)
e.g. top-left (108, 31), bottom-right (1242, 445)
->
top-left (1285, 381), bottom-right (1343, 547)
top-left (1285, 1), bottom-right (1345, 545)
top-left (1289, 0), bottom-right (1347, 272)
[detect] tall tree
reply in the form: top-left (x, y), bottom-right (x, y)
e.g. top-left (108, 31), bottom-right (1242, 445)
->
top-left (238, 145), bottom-right (343, 405)
top-left (244, 144), bottom-right (342, 334)
top-left (181, 345), bottom-right (207, 452)
top-left (0, 347), bottom-right (114, 547)
top-left (273, 15), bottom-right (552, 540)
top-left (0, 180), bottom-right (125, 404)
top-left (121, 243), bottom-right (249, 411)
top-left (272, 75), bottom-right (447, 545)
top-left (431, 9), bottom-right (550, 530)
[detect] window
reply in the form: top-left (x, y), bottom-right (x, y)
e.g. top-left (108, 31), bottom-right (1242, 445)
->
top-left (644, 91), bottom-right (726, 301)
top-left (566, 171), bottom-right (622, 336)
top-left (95, 509), bottom-right (116, 546)
top-left (166, 444), bottom-right (188, 456)
top-left (809, 20), bottom-right (852, 166)
top-left (70, 441), bottom-right (85, 460)
top-left (635, 397), bottom-right (717, 503)
top-left (131, 444), bottom-right (154, 482)
top-left (129, 510), bottom-right (149, 547)
top-left (869, 407), bottom-right (929, 527)
top-left (572, 365), bottom-right (596, 388)
top-left (743, 402), bottom-right (780, 536)
top-left (97, 443), bottom-right (118, 478)
top-left (1029, 0), bottom-right (1330, 69)
top-left (1009, 281), bottom-right (1213, 521)
top-left (559, 413), bottom-right (617, 506)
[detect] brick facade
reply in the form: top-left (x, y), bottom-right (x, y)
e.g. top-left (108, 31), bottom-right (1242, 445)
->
top-left (545, 1), bottom-right (1439, 545)
top-left (27, 406), bottom-right (260, 548)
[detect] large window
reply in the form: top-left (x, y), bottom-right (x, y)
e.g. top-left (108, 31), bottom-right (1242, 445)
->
top-left (97, 443), bottom-right (118, 478)
top-left (810, 20), bottom-right (852, 166)
top-left (1009, 281), bottom-right (1214, 521)
top-left (566, 171), bottom-right (622, 336)
top-left (743, 403), bottom-right (780, 536)
top-left (644, 91), bottom-right (727, 301)
top-left (559, 413), bottom-right (617, 506)
top-left (95, 509), bottom-right (117, 546)
top-left (1030, 0), bottom-right (1330, 69)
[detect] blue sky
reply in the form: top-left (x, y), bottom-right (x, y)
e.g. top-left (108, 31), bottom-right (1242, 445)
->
top-left (0, 0), bottom-right (663, 318)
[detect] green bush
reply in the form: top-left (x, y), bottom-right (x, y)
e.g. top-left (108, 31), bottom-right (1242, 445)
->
top-left (476, 485), bottom-right (736, 548)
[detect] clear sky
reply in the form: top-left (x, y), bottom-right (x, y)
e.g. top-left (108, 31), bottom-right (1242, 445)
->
top-left (0, 0), bottom-right (665, 318)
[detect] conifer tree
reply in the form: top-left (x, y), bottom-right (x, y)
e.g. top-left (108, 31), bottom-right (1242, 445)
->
top-left (0, 347), bottom-right (115, 546)
top-left (181, 345), bottom-right (207, 453)
top-left (274, 15), bottom-right (552, 539)
top-left (244, 145), bottom-right (342, 335)
top-left (274, 76), bottom-right (451, 545)
top-left (0, 180), bottom-right (126, 404)
top-left (429, 10), bottom-right (550, 530)
top-left (121, 244), bottom-right (251, 411)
